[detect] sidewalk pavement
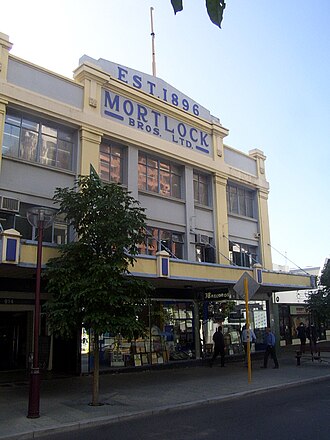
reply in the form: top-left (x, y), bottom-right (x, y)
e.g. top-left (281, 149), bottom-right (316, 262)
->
top-left (1, 343), bottom-right (330, 440)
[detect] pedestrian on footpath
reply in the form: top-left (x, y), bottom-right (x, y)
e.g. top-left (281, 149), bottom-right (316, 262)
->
top-left (296, 322), bottom-right (307, 354)
top-left (261, 327), bottom-right (279, 369)
top-left (210, 326), bottom-right (225, 367)
top-left (306, 323), bottom-right (318, 355)
top-left (241, 325), bottom-right (257, 366)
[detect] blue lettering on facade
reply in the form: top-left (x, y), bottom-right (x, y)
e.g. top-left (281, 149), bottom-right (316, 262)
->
top-left (103, 90), bottom-right (212, 155)
top-left (117, 67), bottom-right (128, 83)
top-left (79, 56), bottom-right (213, 121)
top-left (147, 81), bottom-right (156, 95)
top-left (133, 75), bottom-right (142, 89)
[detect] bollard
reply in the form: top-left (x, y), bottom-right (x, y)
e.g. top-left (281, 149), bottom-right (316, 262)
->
top-left (296, 350), bottom-right (302, 366)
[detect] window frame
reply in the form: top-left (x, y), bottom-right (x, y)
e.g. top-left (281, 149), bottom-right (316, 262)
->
top-left (193, 171), bottom-right (211, 206)
top-left (139, 227), bottom-right (184, 259)
top-left (226, 183), bottom-right (255, 218)
top-left (138, 152), bottom-right (182, 199)
top-left (229, 241), bottom-right (258, 268)
top-left (2, 110), bottom-right (75, 171)
top-left (99, 141), bottom-right (124, 184)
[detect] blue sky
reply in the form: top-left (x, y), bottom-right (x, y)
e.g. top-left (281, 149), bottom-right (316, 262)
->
top-left (1, 0), bottom-right (329, 269)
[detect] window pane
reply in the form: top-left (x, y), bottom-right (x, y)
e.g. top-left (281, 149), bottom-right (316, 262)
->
top-left (138, 162), bottom-right (147, 190)
top-left (147, 158), bottom-right (158, 169)
top-left (3, 124), bottom-right (20, 157)
top-left (100, 144), bottom-right (111, 155)
top-left (15, 215), bottom-right (33, 240)
top-left (199, 182), bottom-right (208, 205)
top-left (147, 167), bottom-right (158, 192)
top-left (159, 161), bottom-right (170, 171)
top-left (22, 118), bottom-right (39, 132)
top-left (160, 170), bottom-right (170, 195)
top-left (100, 154), bottom-right (110, 181)
top-left (5, 114), bottom-right (21, 126)
top-left (57, 140), bottom-right (73, 170)
top-left (246, 194), bottom-right (253, 217)
top-left (238, 189), bottom-right (246, 216)
top-left (110, 153), bottom-right (121, 183)
top-left (172, 241), bottom-right (183, 259)
top-left (171, 174), bottom-right (181, 198)
top-left (41, 125), bottom-right (57, 137)
top-left (229, 187), bottom-right (238, 214)
top-left (19, 128), bottom-right (38, 161)
top-left (54, 223), bottom-right (67, 244)
top-left (0, 211), bottom-right (15, 230)
top-left (193, 179), bottom-right (199, 202)
top-left (138, 153), bottom-right (146, 165)
top-left (40, 135), bottom-right (57, 166)
top-left (171, 164), bottom-right (181, 175)
top-left (58, 129), bottom-right (73, 142)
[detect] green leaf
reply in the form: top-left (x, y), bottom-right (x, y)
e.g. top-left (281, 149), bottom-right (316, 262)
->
top-left (206, 0), bottom-right (226, 28)
top-left (171, 0), bottom-right (183, 14)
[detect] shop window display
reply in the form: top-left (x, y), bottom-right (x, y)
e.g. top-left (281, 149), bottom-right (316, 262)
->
top-left (82, 301), bottom-right (195, 372)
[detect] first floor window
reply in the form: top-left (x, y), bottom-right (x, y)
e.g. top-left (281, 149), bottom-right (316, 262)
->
top-left (229, 242), bottom-right (258, 268)
top-left (100, 141), bottom-right (124, 183)
top-left (2, 110), bottom-right (75, 171)
top-left (193, 171), bottom-right (210, 206)
top-left (138, 152), bottom-right (182, 198)
top-left (226, 183), bottom-right (254, 218)
top-left (139, 227), bottom-right (184, 259)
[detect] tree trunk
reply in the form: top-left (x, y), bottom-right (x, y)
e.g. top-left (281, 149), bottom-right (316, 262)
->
top-left (91, 332), bottom-right (100, 406)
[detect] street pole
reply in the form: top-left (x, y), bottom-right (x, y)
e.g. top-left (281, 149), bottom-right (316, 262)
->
top-left (27, 215), bottom-right (44, 418)
top-left (26, 207), bottom-right (56, 418)
top-left (244, 277), bottom-right (252, 383)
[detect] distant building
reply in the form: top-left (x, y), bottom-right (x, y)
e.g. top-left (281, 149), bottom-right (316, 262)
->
top-left (273, 264), bottom-right (329, 345)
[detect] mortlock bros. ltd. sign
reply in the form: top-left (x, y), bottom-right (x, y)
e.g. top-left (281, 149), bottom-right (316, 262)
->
top-left (80, 56), bottom-right (214, 155)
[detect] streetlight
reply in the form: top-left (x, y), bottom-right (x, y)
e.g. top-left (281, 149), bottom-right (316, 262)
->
top-left (26, 206), bottom-right (56, 418)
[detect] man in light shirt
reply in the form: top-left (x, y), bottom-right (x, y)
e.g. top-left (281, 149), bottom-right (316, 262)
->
top-left (241, 325), bottom-right (256, 366)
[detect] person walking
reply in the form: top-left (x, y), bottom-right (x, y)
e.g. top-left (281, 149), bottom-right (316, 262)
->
top-left (210, 326), bottom-right (225, 367)
top-left (261, 327), bottom-right (279, 369)
top-left (306, 323), bottom-right (318, 355)
top-left (241, 325), bottom-right (257, 366)
top-left (296, 322), bottom-right (307, 354)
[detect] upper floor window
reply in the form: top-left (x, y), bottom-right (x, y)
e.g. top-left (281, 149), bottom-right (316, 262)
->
top-left (229, 241), bottom-right (258, 268)
top-left (193, 171), bottom-right (210, 206)
top-left (138, 153), bottom-right (182, 198)
top-left (100, 142), bottom-right (123, 183)
top-left (2, 111), bottom-right (74, 171)
top-left (226, 184), bottom-right (254, 218)
top-left (139, 227), bottom-right (184, 259)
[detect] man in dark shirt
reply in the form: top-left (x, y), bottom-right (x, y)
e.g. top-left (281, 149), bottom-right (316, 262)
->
top-left (210, 326), bottom-right (225, 367)
top-left (297, 322), bottom-right (307, 354)
top-left (261, 327), bottom-right (279, 369)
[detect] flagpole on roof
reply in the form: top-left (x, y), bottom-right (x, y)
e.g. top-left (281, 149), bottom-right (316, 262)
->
top-left (150, 7), bottom-right (157, 77)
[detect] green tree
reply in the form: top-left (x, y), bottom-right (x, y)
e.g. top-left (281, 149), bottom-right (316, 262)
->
top-left (171, 0), bottom-right (226, 28)
top-left (306, 260), bottom-right (330, 326)
top-left (45, 174), bottom-right (152, 405)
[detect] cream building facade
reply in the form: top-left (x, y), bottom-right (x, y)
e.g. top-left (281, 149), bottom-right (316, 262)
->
top-left (0, 33), bottom-right (313, 372)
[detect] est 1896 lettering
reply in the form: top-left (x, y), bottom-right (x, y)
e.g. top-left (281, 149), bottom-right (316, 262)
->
top-left (117, 67), bottom-right (200, 116)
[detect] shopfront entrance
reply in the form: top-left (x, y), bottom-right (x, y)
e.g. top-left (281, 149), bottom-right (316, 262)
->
top-left (0, 311), bottom-right (28, 370)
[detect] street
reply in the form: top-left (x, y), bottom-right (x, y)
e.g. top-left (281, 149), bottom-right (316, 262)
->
top-left (42, 378), bottom-right (330, 440)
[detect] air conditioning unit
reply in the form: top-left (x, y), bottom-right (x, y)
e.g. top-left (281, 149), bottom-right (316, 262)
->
top-left (0, 196), bottom-right (20, 213)
top-left (196, 234), bottom-right (210, 244)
